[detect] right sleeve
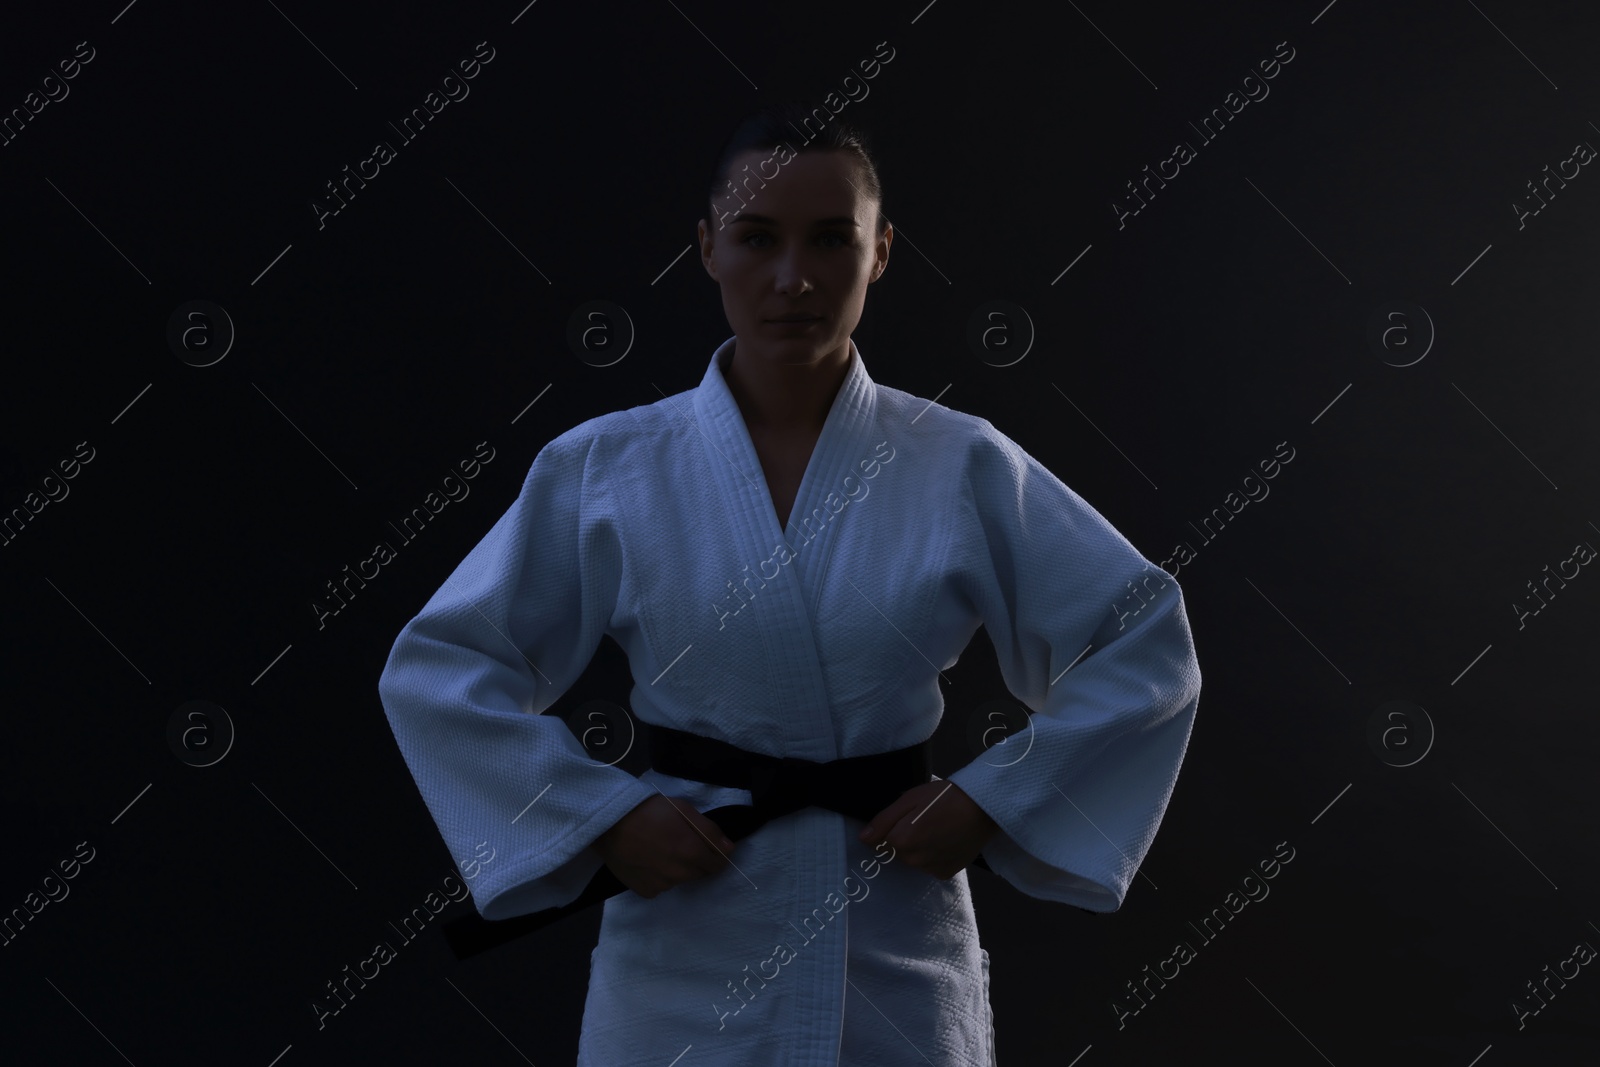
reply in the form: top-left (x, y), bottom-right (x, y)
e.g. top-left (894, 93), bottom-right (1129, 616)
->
top-left (943, 422), bottom-right (1202, 913)
top-left (376, 432), bottom-right (657, 921)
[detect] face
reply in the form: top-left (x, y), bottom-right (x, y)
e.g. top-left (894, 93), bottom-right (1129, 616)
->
top-left (698, 148), bottom-right (891, 367)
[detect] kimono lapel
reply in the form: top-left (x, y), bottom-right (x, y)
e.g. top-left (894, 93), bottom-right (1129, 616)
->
top-left (774, 339), bottom-right (879, 610)
top-left (690, 335), bottom-right (879, 764)
top-left (687, 335), bottom-right (880, 1063)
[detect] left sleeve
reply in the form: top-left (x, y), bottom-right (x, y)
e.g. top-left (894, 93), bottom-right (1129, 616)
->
top-left (376, 431), bottom-right (658, 921)
top-left (945, 420), bottom-right (1202, 913)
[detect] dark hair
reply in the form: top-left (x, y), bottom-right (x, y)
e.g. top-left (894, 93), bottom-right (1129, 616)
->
top-left (706, 100), bottom-right (886, 234)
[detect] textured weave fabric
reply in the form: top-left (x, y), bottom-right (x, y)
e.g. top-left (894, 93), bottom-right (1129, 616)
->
top-left (377, 335), bottom-right (1203, 1065)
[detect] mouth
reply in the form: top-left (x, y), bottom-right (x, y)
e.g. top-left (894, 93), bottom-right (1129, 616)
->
top-left (766, 315), bottom-right (824, 323)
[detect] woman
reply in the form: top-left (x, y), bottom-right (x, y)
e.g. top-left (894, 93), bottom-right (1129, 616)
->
top-left (378, 102), bottom-right (1202, 1066)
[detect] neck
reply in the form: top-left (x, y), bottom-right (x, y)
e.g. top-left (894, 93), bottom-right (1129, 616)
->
top-left (724, 338), bottom-right (852, 435)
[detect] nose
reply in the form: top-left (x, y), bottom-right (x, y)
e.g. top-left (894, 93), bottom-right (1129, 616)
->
top-left (773, 247), bottom-right (814, 296)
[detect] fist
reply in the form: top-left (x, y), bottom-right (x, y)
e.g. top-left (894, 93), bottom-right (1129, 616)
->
top-left (594, 794), bottom-right (736, 899)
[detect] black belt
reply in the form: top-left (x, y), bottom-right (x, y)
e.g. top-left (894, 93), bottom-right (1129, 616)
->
top-left (442, 722), bottom-right (991, 961)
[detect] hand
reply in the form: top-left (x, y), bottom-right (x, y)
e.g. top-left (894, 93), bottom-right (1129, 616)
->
top-left (593, 794), bottom-right (736, 899)
top-left (857, 780), bottom-right (1000, 881)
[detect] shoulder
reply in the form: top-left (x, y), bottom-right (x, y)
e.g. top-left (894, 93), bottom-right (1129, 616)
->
top-left (532, 388), bottom-right (693, 474)
top-left (871, 383), bottom-right (1029, 483)
top-left (869, 382), bottom-right (994, 449)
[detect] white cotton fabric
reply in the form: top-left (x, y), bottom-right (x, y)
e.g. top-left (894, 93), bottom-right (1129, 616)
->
top-left (378, 335), bottom-right (1202, 1065)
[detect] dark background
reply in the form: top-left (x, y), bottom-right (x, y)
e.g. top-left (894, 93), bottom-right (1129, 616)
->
top-left (2, 1), bottom-right (1597, 1063)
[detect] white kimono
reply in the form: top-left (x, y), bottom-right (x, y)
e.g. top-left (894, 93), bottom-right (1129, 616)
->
top-left (378, 336), bottom-right (1202, 1066)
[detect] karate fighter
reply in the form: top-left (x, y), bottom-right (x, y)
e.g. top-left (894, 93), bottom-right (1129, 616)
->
top-left (378, 100), bottom-right (1203, 1066)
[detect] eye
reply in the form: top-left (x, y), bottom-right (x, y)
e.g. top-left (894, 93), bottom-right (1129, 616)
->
top-left (739, 231), bottom-right (851, 248)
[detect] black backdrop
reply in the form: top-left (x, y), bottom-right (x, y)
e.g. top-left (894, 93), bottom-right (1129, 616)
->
top-left (2, 1), bottom-right (1598, 1063)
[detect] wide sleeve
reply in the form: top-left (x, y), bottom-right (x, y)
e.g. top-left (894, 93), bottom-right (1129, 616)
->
top-left (944, 420), bottom-right (1202, 913)
top-left (376, 431), bottom-right (657, 921)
